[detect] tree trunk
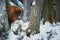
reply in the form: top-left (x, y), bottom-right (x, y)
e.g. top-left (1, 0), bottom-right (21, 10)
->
top-left (43, 0), bottom-right (55, 24)
top-left (0, 0), bottom-right (10, 39)
top-left (22, 0), bottom-right (28, 22)
top-left (55, 0), bottom-right (60, 22)
top-left (26, 0), bottom-right (41, 36)
top-left (0, 0), bottom-right (9, 32)
top-left (27, 0), bottom-right (32, 21)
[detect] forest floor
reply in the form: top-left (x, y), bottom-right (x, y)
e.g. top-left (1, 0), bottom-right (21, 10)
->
top-left (6, 19), bottom-right (60, 40)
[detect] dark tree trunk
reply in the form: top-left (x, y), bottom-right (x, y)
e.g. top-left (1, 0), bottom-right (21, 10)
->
top-left (55, 0), bottom-right (60, 22)
top-left (43, 0), bottom-right (55, 24)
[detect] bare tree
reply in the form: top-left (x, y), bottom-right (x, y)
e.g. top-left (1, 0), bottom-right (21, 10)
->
top-left (0, 0), bottom-right (9, 39)
top-left (43, 0), bottom-right (55, 24)
top-left (26, 0), bottom-right (41, 36)
top-left (55, 0), bottom-right (60, 22)
top-left (0, 0), bottom-right (9, 32)
top-left (22, 0), bottom-right (28, 22)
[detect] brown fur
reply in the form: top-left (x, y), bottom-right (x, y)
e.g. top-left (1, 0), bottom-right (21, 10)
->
top-left (6, 5), bottom-right (23, 26)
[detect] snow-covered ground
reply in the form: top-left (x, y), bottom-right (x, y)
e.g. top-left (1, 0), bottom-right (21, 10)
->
top-left (6, 19), bottom-right (60, 40)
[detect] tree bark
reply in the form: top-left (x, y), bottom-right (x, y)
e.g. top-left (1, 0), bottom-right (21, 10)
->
top-left (43, 0), bottom-right (55, 24)
top-left (22, 0), bottom-right (28, 22)
top-left (0, 0), bottom-right (10, 38)
top-left (0, 0), bottom-right (9, 32)
top-left (26, 0), bottom-right (41, 36)
top-left (55, 0), bottom-right (60, 22)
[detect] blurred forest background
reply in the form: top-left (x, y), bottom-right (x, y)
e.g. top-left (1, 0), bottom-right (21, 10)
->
top-left (0, 0), bottom-right (60, 40)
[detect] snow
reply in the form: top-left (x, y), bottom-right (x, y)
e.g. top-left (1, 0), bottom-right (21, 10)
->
top-left (6, 19), bottom-right (60, 40)
top-left (22, 22), bottom-right (29, 31)
top-left (17, 0), bottom-right (24, 9)
top-left (8, 0), bottom-right (16, 6)
top-left (8, 0), bottom-right (24, 9)
top-left (11, 20), bottom-right (24, 31)
top-left (0, 1), bottom-right (59, 40)
top-left (32, 0), bottom-right (36, 5)
top-left (6, 31), bottom-right (18, 40)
